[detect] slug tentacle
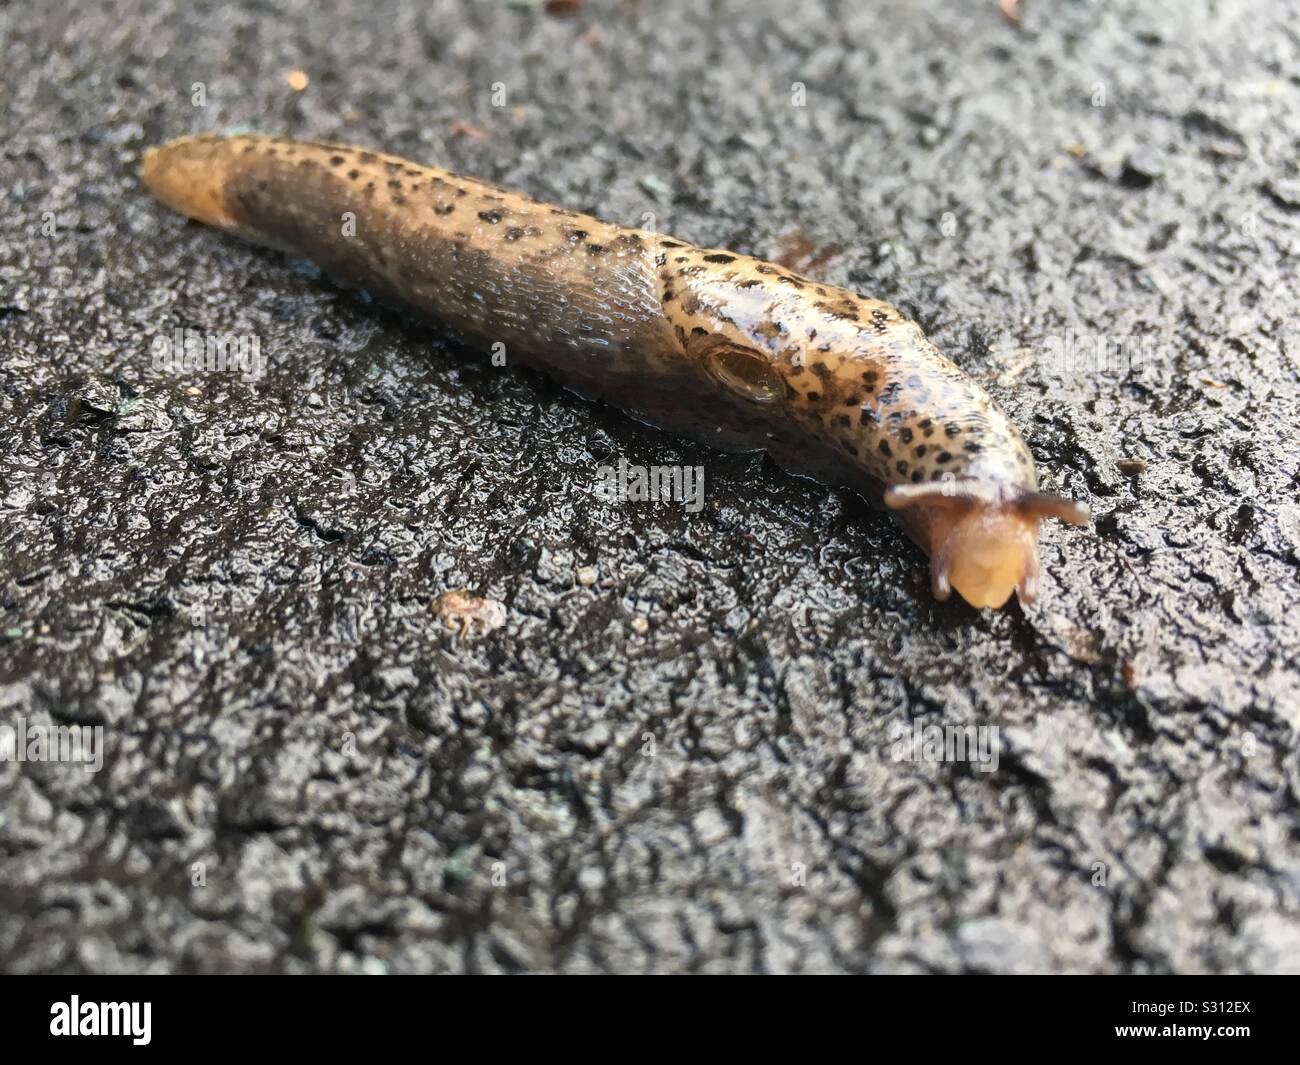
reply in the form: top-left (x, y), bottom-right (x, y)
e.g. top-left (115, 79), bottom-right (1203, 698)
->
top-left (141, 132), bottom-right (1091, 610)
top-left (1013, 491), bottom-right (1092, 527)
top-left (886, 482), bottom-right (1087, 608)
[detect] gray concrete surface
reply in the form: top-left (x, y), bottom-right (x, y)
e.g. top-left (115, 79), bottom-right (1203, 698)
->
top-left (1, 0), bottom-right (1297, 973)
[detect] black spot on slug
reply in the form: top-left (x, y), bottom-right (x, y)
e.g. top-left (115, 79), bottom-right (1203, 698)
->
top-left (478, 209), bottom-right (503, 224)
top-left (703, 253), bottom-right (736, 263)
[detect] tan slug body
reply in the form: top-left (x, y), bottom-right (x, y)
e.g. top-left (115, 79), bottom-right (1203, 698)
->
top-left (142, 134), bottom-right (1088, 608)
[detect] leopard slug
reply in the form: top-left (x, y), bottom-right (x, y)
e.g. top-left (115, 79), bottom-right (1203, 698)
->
top-left (141, 133), bottom-right (1088, 609)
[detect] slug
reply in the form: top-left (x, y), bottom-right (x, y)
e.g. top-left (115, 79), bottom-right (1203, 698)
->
top-left (141, 133), bottom-right (1088, 609)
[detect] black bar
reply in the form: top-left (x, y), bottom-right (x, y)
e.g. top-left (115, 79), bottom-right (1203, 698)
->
top-left (1, 976), bottom-right (1290, 1052)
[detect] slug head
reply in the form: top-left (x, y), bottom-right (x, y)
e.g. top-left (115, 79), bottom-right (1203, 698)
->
top-left (886, 483), bottom-right (1089, 608)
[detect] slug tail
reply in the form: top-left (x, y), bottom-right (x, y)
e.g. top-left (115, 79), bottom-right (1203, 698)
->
top-left (885, 484), bottom-right (1088, 609)
top-left (140, 134), bottom-right (244, 231)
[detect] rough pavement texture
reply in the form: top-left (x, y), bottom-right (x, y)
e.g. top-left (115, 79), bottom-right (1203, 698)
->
top-left (1, 0), bottom-right (1297, 974)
